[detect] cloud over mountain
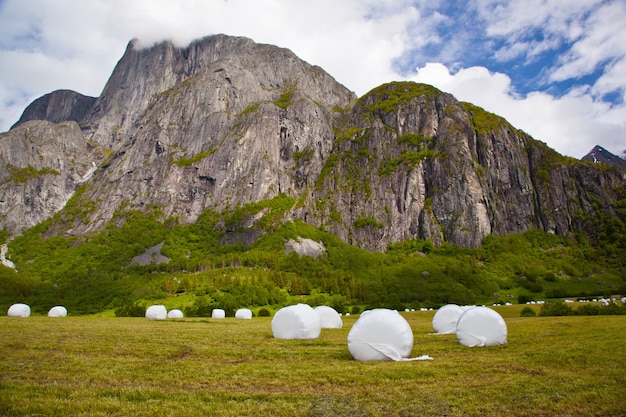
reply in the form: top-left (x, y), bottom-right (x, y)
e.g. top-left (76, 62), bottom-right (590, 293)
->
top-left (1, 0), bottom-right (625, 158)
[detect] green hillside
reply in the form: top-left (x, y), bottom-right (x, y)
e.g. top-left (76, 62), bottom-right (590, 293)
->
top-left (1, 193), bottom-right (624, 316)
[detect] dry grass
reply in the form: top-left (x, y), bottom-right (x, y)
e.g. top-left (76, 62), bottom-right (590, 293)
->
top-left (0, 310), bottom-right (625, 416)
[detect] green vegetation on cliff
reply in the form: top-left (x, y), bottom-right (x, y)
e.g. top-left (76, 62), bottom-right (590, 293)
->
top-left (4, 165), bottom-right (60, 184)
top-left (358, 82), bottom-right (443, 114)
top-left (1, 199), bottom-right (623, 316)
top-left (463, 102), bottom-right (509, 135)
top-left (172, 149), bottom-right (213, 167)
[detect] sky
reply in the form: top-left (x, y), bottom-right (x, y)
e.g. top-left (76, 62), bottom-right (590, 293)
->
top-left (0, 0), bottom-right (625, 159)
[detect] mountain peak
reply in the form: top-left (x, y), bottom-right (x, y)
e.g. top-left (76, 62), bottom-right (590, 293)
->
top-left (581, 145), bottom-right (626, 169)
top-left (10, 89), bottom-right (96, 130)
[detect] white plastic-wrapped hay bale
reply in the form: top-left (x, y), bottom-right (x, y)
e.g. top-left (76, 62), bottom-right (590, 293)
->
top-left (456, 306), bottom-right (507, 347)
top-left (48, 306), bottom-right (68, 317)
top-left (348, 308), bottom-right (433, 362)
top-left (212, 308), bottom-right (226, 319)
top-left (145, 305), bottom-right (167, 320)
top-left (431, 304), bottom-right (464, 334)
top-left (315, 306), bottom-right (343, 328)
top-left (235, 308), bottom-right (253, 319)
top-left (271, 304), bottom-right (321, 340)
top-left (167, 309), bottom-right (183, 319)
top-left (7, 303), bottom-right (30, 317)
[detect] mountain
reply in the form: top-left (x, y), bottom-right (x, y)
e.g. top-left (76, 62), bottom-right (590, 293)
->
top-left (582, 145), bottom-right (626, 169)
top-left (10, 89), bottom-right (96, 129)
top-left (1, 34), bottom-right (625, 251)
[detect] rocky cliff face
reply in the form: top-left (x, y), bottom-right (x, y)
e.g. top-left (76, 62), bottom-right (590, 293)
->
top-left (1, 34), bottom-right (623, 249)
top-left (69, 35), bottom-right (356, 235)
top-left (0, 120), bottom-right (101, 234)
top-left (304, 83), bottom-right (625, 249)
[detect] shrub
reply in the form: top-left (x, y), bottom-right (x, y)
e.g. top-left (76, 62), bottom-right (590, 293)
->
top-left (273, 82), bottom-right (298, 110)
top-left (115, 302), bottom-right (146, 317)
top-left (353, 216), bottom-right (384, 229)
top-left (258, 308), bottom-right (271, 317)
top-left (293, 149), bottom-right (314, 165)
top-left (173, 150), bottom-right (210, 167)
top-left (398, 133), bottom-right (433, 147)
top-left (545, 287), bottom-right (569, 298)
top-left (7, 165), bottom-right (60, 183)
top-left (274, 91), bottom-right (292, 109)
top-left (382, 293), bottom-right (405, 311)
top-left (328, 295), bottom-right (346, 314)
top-left (574, 304), bottom-right (601, 316)
top-left (518, 294), bottom-right (533, 304)
top-left (518, 276), bottom-right (543, 293)
top-left (237, 102), bottom-right (261, 117)
top-left (539, 302), bottom-right (573, 316)
top-left (520, 306), bottom-right (537, 317)
top-left (543, 272), bottom-right (557, 282)
top-left (574, 303), bottom-right (626, 316)
top-left (598, 303), bottom-right (626, 315)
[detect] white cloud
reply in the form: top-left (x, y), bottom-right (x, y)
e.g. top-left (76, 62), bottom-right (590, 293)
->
top-left (493, 37), bottom-right (562, 63)
top-left (0, 0), bottom-right (432, 132)
top-left (551, 1), bottom-right (626, 85)
top-left (594, 58), bottom-right (626, 101)
top-left (474, 0), bottom-right (601, 42)
top-left (472, 1), bottom-right (626, 98)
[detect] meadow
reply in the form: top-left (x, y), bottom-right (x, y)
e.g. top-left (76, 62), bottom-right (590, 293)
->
top-left (1, 307), bottom-right (624, 417)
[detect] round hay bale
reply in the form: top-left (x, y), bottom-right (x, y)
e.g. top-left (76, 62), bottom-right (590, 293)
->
top-left (314, 306), bottom-right (343, 328)
top-left (212, 308), bottom-right (226, 319)
top-left (167, 309), bottom-right (183, 319)
top-left (235, 308), bottom-right (253, 319)
top-left (7, 303), bottom-right (30, 317)
top-left (347, 308), bottom-right (414, 361)
top-left (271, 304), bottom-right (321, 339)
top-left (456, 306), bottom-right (507, 347)
top-left (145, 305), bottom-right (167, 320)
top-left (48, 306), bottom-right (68, 317)
top-left (431, 304), bottom-right (464, 334)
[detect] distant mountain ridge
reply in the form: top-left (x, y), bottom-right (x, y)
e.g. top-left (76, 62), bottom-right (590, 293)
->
top-left (1, 34), bottom-right (624, 250)
top-left (11, 89), bottom-right (96, 129)
top-left (582, 145), bottom-right (626, 169)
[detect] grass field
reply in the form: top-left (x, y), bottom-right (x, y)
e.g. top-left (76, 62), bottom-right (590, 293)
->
top-left (1, 308), bottom-right (624, 417)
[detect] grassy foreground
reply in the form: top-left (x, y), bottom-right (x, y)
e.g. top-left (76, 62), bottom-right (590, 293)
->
top-left (1, 310), bottom-right (624, 417)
